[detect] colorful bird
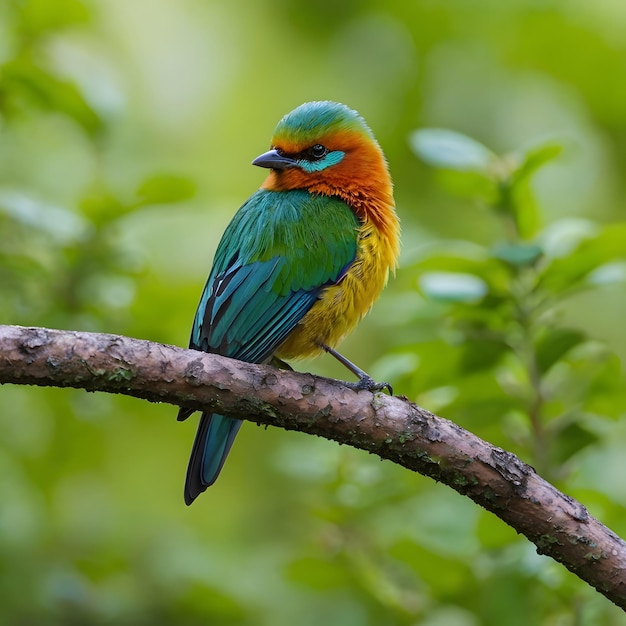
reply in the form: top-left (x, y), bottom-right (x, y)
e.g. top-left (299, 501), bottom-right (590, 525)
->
top-left (178, 101), bottom-right (400, 504)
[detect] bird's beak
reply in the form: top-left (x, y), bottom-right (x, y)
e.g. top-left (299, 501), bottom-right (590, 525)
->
top-left (252, 149), bottom-right (297, 170)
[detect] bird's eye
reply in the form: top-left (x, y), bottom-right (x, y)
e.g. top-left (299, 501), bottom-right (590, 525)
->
top-left (308, 144), bottom-right (328, 159)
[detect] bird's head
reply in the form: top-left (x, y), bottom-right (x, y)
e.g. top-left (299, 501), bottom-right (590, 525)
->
top-left (253, 101), bottom-right (393, 213)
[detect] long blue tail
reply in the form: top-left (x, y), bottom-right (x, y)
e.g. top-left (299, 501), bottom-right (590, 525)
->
top-left (183, 413), bottom-right (242, 505)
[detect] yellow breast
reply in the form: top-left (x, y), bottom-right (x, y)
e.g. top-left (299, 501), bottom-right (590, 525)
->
top-left (275, 217), bottom-right (399, 360)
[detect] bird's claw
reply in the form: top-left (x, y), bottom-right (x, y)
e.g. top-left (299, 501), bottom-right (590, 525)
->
top-left (343, 375), bottom-right (393, 395)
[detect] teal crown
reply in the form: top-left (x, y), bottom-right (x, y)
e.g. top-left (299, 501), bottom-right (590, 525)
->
top-left (273, 101), bottom-right (375, 145)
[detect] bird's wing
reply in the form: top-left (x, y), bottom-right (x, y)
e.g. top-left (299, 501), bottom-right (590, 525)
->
top-left (180, 189), bottom-right (359, 503)
top-left (189, 188), bottom-right (359, 363)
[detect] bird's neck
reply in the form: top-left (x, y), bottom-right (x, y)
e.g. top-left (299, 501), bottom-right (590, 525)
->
top-left (320, 180), bottom-right (399, 246)
top-left (262, 172), bottom-right (398, 248)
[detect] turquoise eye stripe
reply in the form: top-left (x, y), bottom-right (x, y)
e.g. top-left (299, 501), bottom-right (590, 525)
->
top-left (298, 150), bottom-right (345, 173)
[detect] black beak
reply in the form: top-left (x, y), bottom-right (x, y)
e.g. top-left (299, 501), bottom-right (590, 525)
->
top-left (252, 149), bottom-right (297, 170)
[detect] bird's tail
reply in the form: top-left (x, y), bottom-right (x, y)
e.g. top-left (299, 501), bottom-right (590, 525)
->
top-left (183, 412), bottom-right (242, 505)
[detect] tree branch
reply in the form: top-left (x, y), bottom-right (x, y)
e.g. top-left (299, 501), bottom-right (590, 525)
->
top-left (1, 324), bottom-right (625, 609)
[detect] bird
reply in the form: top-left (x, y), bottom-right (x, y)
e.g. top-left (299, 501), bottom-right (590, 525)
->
top-left (177, 101), bottom-right (400, 505)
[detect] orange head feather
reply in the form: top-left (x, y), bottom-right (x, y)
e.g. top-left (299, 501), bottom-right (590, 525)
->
top-left (253, 101), bottom-right (399, 249)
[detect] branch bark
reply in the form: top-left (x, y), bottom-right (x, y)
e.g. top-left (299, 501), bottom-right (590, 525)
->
top-left (1, 324), bottom-right (625, 609)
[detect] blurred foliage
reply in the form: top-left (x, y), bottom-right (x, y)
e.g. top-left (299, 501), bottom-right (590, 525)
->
top-left (1, 0), bottom-right (626, 624)
top-left (405, 129), bottom-right (626, 479)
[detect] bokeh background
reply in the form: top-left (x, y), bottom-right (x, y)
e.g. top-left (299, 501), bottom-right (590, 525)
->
top-left (1, 0), bottom-right (626, 624)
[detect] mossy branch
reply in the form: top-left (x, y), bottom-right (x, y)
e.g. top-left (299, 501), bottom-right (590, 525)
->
top-left (0, 324), bottom-right (625, 609)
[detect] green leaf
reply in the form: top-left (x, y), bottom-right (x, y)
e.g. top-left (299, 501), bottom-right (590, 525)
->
top-left (79, 187), bottom-right (127, 224)
top-left (535, 328), bottom-right (587, 375)
top-left (583, 351), bottom-right (626, 417)
top-left (510, 140), bottom-right (564, 187)
top-left (491, 242), bottom-right (543, 267)
top-left (458, 338), bottom-right (510, 372)
top-left (507, 180), bottom-right (541, 239)
top-left (389, 539), bottom-right (473, 593)
top-left (418, 272), bottom-right (488, 303)
top-left (492, 141), bottom-right (563, 240)
top-left (538, 222), bottom-right (626, 293)
top-left (434, 169), bottom-right (499, 203)
top-left (409, 128), bottom-right (496, 172)
top-left (409, 245), bottom-right (513, 298)
top-left (540, 218), bottom-right (598, 258)
top-left (0, 189), bottom-right (87, 242)
top-left (2, 58), bottom-right (102, 135)
top-left (551, 419), bottom-right (599, 465)
top-left (135, 174), bottom-right (196, 206)
top-left (588, 261), bottom-right (626, 285)
top-left (443, 370), bottom-right (524, 427)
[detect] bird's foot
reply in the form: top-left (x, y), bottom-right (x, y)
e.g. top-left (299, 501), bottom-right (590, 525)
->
top-left (317, 342), bottom-right (393, 395)
top-left (343, 375), bottom-right (393, 395)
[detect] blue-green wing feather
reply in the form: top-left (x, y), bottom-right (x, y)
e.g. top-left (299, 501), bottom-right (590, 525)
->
top-left (182, 189), bottom-right (359, 504)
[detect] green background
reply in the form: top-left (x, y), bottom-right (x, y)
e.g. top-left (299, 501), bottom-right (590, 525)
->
top-left (1, 0), bottom-right (626, 623)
